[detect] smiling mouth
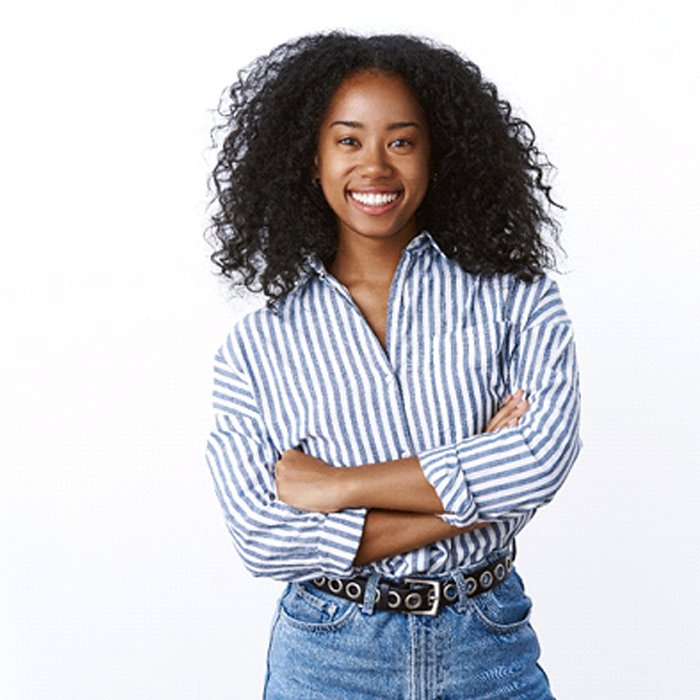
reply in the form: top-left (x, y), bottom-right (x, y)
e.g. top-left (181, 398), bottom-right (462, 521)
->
top-left (348, 190), bottom-right (402, 209)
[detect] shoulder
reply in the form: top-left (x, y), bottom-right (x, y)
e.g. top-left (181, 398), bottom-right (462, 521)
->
top-left (215, 279), bottom-right (315, 371)
top-left (214, 306), bottom-right (274, 373)
top-left (500, 272), bottom-right (572, 329)
top-left (414, 249), bottom-right (568, 329)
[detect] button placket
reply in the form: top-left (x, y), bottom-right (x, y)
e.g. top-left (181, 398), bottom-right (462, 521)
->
top-left (324, 246), bottom-right (419, 462)
top-left (386, 253), bottom-right (420, 462)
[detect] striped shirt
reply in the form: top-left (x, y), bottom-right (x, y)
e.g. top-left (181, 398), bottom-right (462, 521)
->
top-left (206, 230), bottom-right (582, 582)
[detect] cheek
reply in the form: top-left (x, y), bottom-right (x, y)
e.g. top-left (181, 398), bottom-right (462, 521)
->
top-left (407, 165), bottom-right (430, 195)
top-left (406, 153), bottom-right (431, 187)
top-left (318, 156), bottom-right (350, 185)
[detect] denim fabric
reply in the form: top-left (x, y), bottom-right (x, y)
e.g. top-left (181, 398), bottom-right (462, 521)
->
top-left (263, 559), bottom-right (554, 700)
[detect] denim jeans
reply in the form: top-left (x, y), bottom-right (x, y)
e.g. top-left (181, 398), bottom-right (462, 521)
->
top-left (263, 551), bottom-right (554, 699)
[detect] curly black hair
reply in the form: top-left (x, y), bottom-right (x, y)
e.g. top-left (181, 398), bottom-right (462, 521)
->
top-left (207, 31), bottom-right (564, 309)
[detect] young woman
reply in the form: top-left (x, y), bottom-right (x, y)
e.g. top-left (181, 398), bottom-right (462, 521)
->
top-left (206, 32), bottom-right (582, 699)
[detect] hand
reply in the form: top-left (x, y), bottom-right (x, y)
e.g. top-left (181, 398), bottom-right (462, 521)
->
top-left (485, 389), bottom-right (529, 432)
top-left (274, 448), bottom-right (346, 513)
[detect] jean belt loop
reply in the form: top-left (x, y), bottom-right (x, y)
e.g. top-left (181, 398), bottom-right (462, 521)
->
top-left (361, 573), bottom-right (381, 615)
top-left (450, 570), bottom-right (468, 613)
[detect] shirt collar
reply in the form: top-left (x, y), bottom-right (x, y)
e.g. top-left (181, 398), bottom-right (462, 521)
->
top-left (404, 229), bottom-right (447, 258)
top-left (306, 229), bottom-right (446, 280)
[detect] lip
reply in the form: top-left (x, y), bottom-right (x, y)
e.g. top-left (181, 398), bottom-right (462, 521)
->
top-left (346, 188), bottom-right (404, 215)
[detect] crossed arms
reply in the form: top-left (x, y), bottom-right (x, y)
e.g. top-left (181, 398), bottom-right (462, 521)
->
top-left (274, 391), bottom-right (530, 566)
top-left (206, 277), bottom-right (582, 581)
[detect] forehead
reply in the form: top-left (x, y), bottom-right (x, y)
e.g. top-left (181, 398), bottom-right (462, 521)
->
top-left (322, 70), bottom-right (426, 124)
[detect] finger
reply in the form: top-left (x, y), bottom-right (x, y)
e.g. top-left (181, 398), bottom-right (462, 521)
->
top-left (487, 397), bottom-right (530, 432)
top-left (487, 407), bottom-right (515, 432)
top-left (487, 393), bottom-right (521, 428)
top-left (499, 389), bottom-right (524, 413)
top-left (506, 401), bottom-right (531, 428)
top-left (491, 392), bottom-right (524, 420)
top-left (491, 415), bottom-right (520, 432)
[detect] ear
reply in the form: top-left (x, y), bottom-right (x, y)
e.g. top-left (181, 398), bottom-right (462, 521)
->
top-left (312, 154), bottom-right (319, 180)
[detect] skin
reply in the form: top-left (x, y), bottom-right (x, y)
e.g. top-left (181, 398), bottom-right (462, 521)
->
top-left (276, 391), bottom-right (529, 566)
top-left (276, 71), bottom-right (530, 566)
top-left (314, 69), bottom-right (431, 291)
top-left (276, 389), bottom-right (529, 514)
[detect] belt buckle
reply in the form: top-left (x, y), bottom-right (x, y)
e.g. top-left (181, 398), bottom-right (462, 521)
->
top-left (404, 578), bottom-right (441, 616)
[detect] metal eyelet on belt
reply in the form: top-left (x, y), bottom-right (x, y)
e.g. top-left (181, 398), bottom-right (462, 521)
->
top-left (494, 563), bottom-right (506, 581)
top-left (313, 577), bottom-right (326, 586)
top-left (328, 578), bottom-right (343, 594)
top-left (387, 590), bottom-right (401, 608)
top-left (345, 581), bottom-right (362, 600)
top-left (404, 592), bottom-right (422, 610)
top-left (464, 576), bottom-right (477, 595)
top-left (443, 582), bottom-right (458, 602)
top-left (479, 570), bottom-right (493, 588)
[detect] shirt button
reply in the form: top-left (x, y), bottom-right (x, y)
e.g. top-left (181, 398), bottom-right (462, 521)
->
top-left (400, 451), bottom-right (411, 458)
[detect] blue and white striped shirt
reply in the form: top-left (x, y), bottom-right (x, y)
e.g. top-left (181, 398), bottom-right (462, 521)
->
top-left (206, 230), bottom-right (582, 582)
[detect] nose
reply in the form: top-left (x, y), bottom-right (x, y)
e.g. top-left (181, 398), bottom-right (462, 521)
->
top-left (359, 143), bottom-right (392, 178)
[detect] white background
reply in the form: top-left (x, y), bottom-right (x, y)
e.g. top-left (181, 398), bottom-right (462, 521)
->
top-left (2, 1), bottom-right (698, 698)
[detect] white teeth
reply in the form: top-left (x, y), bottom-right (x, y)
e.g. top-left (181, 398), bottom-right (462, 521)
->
top-left (350, 191), bottom-right (400, 206)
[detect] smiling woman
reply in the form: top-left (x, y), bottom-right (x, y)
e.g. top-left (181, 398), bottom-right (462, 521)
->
top-left (205, 31), bottom-right (581, 699)
top-left (314, 70), bottom-right (431, 256)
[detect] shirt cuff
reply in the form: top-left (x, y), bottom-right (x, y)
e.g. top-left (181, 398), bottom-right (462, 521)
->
top-left (317, 507), bottom-right (368, 578)
top-left (417, 443), bottom-right (478, 527)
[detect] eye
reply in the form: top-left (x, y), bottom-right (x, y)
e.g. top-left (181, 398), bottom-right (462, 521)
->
top-left (389, 138), bottom-right (412, 148)
top-left (338, 136), bottom-right (359, 146)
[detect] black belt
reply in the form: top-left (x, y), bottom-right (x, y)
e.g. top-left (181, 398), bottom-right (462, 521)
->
top-left (311, 548), bottom-right (515, 617)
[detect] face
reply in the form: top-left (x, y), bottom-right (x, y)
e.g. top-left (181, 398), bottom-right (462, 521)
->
top-left (314, 70), bottom-right (431, 248)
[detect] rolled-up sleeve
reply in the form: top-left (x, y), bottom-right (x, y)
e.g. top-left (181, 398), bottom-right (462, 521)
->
top-left (205, 339), bottom-right (367, 581)
top-left (417, 276), bottom-right (582, 527)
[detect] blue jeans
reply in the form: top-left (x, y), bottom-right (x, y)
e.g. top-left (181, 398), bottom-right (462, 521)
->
top-left (263, 554), bottom-right (554, 699)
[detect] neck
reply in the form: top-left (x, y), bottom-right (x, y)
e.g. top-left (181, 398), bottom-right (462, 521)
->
top-left (328, 226), bottom-right (419, 288)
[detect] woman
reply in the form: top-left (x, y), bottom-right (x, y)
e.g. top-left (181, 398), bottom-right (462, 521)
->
top-left (206, 32), bottom-right (582, 699)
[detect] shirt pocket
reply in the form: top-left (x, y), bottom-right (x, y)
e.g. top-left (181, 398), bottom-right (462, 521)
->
top-left (419, 321), bottom-right (509, 439)
top-left (429, 320), bottom-right (507, 382)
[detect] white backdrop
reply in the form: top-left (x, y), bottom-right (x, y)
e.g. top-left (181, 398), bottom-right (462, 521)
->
top-left (2, 1), bottom-right (698, 698)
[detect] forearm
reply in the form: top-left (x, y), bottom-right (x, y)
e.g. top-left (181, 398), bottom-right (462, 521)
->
top-left (352, 508), bottom-right (487, 566)
top-left (275, 449), bottom-right (444, 514)
top-left (343, 456), bottom-right (444, 513)
top-left (339, 395), bottom-right (531, 515)
top-left (274, 393), bottom-right (531, 518)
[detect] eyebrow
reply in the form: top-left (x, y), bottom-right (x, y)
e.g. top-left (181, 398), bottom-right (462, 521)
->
top-left (329, 120), bottom-right (421, 130)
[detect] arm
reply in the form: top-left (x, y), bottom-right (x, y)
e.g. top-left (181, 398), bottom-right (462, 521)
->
top-left (415, 276), bottom-right (583, 527)
top-left (205, 340), bottom-right (366, 582)
top-left (277, 276), bottom-right (581, 529)
top-left (275, 390), bottom-right (529, 513)
top-left (352, 509), bottom-right (488, 566)
top-left (276, 394), bottom-right (526, 567)
top-left (341, 390), bottom-right (529, 514)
